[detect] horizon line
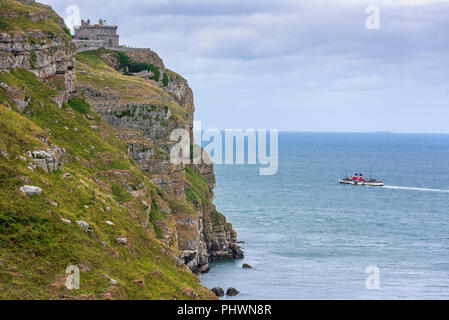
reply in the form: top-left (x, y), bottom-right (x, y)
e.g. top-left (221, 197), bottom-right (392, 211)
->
top-left (194, 129), bottom-right (449, 135)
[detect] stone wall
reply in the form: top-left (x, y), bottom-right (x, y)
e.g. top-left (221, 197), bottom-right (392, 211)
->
top-left (72, 40), bottom-right (111, 53)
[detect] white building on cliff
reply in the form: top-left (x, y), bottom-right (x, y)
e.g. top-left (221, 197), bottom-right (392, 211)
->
top-left (72, 19), bottom-right (120, 52)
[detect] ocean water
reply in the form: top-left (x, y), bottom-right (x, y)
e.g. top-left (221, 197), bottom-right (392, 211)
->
top-left (199, 132), bottom-right (449, 299)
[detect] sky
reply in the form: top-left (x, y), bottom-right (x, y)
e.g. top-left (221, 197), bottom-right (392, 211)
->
top-left (40, 0), bottom-right (449, 133)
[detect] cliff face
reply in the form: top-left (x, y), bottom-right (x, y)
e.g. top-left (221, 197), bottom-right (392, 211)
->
top-left (76, 47), bottom-right (243, 274)
top-left (0, 0), bottom-right (76, 100)
top-left (0, 0), bottom-right (241, 299)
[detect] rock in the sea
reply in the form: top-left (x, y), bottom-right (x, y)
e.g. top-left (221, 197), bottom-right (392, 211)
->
top-left (211, 287), bottom-right (224, 297)
top-left (226, 287), bottom-right (240, 296)
top-left (198, 264), bottom-right (210, 273)
top-left (19, 185), bottom-right (42, 196)
top-left (242, 263), bottom-right (252, 269)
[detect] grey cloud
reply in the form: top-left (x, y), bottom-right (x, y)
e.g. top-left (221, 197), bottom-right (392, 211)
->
top-left (41, 0), bottom-right (449, 132)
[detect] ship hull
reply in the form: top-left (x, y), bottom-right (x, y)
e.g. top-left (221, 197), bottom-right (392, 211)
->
top-left (339, 179), bottom-right (384, 187)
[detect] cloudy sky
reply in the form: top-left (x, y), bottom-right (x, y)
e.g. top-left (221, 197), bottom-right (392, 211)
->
top-left (41, 0), bottom-right (449, 133)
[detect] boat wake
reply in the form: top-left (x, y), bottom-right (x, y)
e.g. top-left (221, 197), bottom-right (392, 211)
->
top-left (383, 185), bottom-right (449, 193)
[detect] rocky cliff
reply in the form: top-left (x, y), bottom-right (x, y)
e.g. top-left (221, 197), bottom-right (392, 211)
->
top-left (76, 47), bottom-right (243, 274)
top-left (0, 0), bottom-right (241, 299)
top-left (0, 0), bottom-right (76, 101)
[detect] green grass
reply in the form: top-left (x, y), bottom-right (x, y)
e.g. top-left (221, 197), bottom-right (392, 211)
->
top-left (210, 210), bottom-right (225, 225)
top-left (185, 166), bottom-right (209, 206)
top-left (149, 200), bottom-right (168, 239)
top-left (0, 0), bottom-right (70, 39)
top-left (0, 19), bottom-right (9, 30)
top-left (111, 183), bottom-right (132, 203)
top-left (0, 16), bottom-right (67, 39)
top-left (29, 50), bottom-right (37, 69)
top-left (62, 26), bottom-right (71, 37)
top-left (75, 49), bottom-right (190, 126)
top-left (68, 97), bottom-right (90, 114)
top-left (162, 73), bottom-right (169, 87)
top-left (112, 50), bottom-right (161, 81)
top-left (185, 165), bottom-right (226, 226)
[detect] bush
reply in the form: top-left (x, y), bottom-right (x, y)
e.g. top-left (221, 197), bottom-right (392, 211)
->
top-left (30, 50), bottom-right (37, 69)
top-left (68, 97), bottom-right (90, 114)
top-left (113, 51), bottom-right (160, 81)
top-left (162, 72), bottom-right (169, 87)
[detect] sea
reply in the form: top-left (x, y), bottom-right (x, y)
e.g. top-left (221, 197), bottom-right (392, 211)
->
top-left (199, 132), bottom-right (449, 299)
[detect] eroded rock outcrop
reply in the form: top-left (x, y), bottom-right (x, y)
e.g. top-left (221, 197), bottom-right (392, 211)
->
top-left (190, 161), bottom-right (244, 265)
top-left (0, 3), bottom-right (76, 99)
top-left (27, 145), bottom-right (66, 172)
top-left (19, 185), bottom-right (42, 195)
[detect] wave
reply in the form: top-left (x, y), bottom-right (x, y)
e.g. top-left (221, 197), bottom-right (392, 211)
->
top-left (383, 185), bottom-right (449, 193)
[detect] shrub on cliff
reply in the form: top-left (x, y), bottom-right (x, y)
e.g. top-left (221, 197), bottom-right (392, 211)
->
top-left (29, 49), bottom-right (37, 68)
top-left (162, 72), bottom-right (169, 87)
top-left (113, 50), bottom-right (160, 81)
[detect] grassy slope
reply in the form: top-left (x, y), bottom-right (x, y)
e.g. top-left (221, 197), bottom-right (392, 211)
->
top-left (0, 0), bottom-right (69, 38)
top-left (0, 68), bottom-right (214, 300)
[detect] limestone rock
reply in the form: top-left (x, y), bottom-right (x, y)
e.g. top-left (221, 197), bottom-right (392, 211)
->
top-left (242, 263), bottom-right (252, 269)
top-left (76, 221), bottom-right (89, 232)
top-left (1, 84), bottom-right (29, 112)
top-left (226, 288), bottom-right (240, 297)
top-left (19, 185), bottom-right (42, 196)
top-left (51, 95), bottom-right (63, 109)
top-left (27, 146), bottom-right (66, 173)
